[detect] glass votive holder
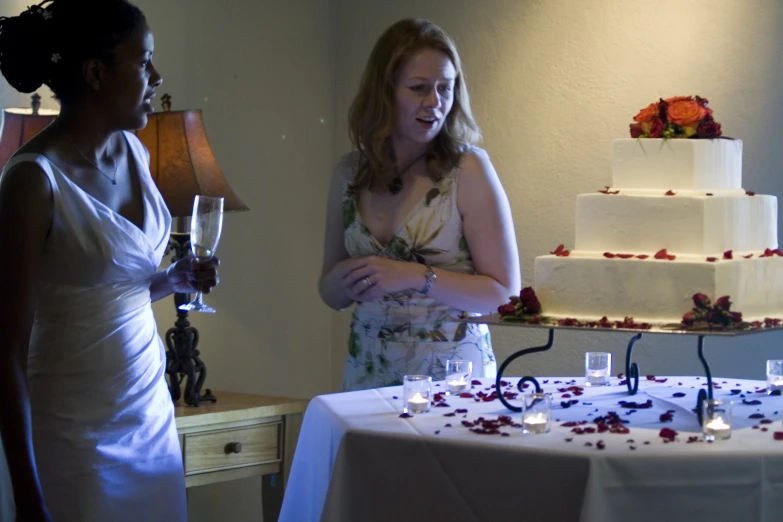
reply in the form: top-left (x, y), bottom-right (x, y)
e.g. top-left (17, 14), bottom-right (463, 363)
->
top-left (702, 398), bottom-right (732, 442)
top-left (767, 360), bottom-right (783, 395)
top-left (585, 352), bottom-right (612, 387)
top-left (521, 392), bottom-right (552, 435)
top-left (445, 359), bottom-right (472, 395)
top-left (402, 375), bottom-right (432, 414)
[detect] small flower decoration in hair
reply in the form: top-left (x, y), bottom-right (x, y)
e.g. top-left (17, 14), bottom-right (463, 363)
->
top-left (42, 10), bottom-right (53, 20)
top-left (51, 53), bottom-right (61, 63)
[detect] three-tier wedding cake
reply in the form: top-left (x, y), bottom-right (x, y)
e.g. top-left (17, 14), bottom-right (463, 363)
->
top-left (527, 97), bottom-right (783, 326)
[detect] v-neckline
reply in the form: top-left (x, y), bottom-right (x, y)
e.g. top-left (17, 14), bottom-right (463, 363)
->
top-left (18, 133), bottom-right (149, 237)
top-left (354, 179), bottom-right (439, 249)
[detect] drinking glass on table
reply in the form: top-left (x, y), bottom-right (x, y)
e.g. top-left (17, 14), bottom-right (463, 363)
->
top-left (179, 195), bottom-right (224, 314)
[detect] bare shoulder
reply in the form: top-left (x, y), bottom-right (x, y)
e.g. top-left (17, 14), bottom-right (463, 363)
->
top-left (0, 159), bottom-right (53, 214)
top-left (455, 147), bottom-right (498, 187)
top-left (333, 150), bottom-right (361, 184)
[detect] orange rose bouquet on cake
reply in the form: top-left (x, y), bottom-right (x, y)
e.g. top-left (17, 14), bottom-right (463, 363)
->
top-left (629, 95), bottom-right (722, 139)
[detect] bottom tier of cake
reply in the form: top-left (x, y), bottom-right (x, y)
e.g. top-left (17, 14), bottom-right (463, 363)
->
top-left (533, 253), bottom-right (783, 324)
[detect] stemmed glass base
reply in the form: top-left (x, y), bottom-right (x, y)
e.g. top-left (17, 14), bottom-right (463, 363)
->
top-left (178, 291), bottom-right (215, 314)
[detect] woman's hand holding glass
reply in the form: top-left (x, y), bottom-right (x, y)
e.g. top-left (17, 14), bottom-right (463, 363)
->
top-left (178, 195), bottom-right (224, 313)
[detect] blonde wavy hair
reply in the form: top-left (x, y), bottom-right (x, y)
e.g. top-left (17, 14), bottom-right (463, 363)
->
top-left (348, 18), bottom-right (481, 192)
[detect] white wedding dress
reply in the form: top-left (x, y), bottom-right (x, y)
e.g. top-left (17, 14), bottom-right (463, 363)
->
top-left (1, 132), bottom-right (186, 521)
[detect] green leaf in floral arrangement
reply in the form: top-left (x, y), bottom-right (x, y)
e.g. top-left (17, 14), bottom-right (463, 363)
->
top-left (348, 331), bottom-right (361, 358)
top-left (415, 329), bottom-right (430, 341)
top-left (425, 187), bottom-right (441, 206)
top-left (387, 236), bottom-right (412, 260)
top-left (378, 351), bottom-right (390, 369)
top-left (416, 247), bottom-right (447, 257)
top-left (343, 196), bottom-right (357, 230)
top-left (430, 330), bottom-right (448, 342)
top-left (453, 322), bottom-right (467, 342)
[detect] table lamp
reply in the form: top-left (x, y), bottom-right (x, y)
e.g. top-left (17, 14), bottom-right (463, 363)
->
top-left (0, 93), bottom-right (58, 168)
top-left (135, 93), bottom-right (249, 406)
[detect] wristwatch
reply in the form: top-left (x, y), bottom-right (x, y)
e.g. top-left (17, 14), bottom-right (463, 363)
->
top-left (422, 265), bottom-right (436, 295)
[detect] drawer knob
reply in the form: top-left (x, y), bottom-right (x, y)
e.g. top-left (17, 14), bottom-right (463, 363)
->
top-left (224, 442), bottom-right (243, 454)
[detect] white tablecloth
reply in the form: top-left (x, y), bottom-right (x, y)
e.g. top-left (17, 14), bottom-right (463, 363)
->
top-left (280, 376), bottom-right (783, 522)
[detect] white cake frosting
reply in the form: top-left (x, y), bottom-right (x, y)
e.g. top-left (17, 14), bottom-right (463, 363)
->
top-left (612, 138), bottom-right (743, 190)
top-left (533, 138), bottom-right (783, 324)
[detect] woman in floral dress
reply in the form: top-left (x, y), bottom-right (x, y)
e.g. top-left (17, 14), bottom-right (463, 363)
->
top-left (319, 19), bottom-right (520, 391)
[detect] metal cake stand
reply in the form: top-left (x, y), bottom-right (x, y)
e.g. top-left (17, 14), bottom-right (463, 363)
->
top-left (466, 316), bottom-right (782, 425)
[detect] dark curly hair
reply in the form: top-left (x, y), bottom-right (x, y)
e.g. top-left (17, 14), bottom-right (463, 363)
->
top-left (0, 0), bottom-right (146, 104)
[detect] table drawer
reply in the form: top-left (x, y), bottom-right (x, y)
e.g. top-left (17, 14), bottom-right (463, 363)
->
top-left (184, 422), bottom-right (281, 474)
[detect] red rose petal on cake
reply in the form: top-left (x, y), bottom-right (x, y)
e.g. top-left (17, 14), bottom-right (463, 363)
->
top-left (654, 249), bottom-right (669, 260)
top-left (659, 428), bottom-right (678, 441)
top-left (706, 257), bottom-right (718, 262)
top-left (723, 250), bottom-right (733, 260)
top-left (706, 193), bottom-right (713, 196)
top-left (471, 380), bottom-right (482, 385)
top-left (746, 190), bottom-right (755, 196)
top-left (665, 190), bottom-right (676, 196)
top-left (743, 254), bottom-right (754, 259)
top-left (603, 252), bottom-right (616, 258)
top-left (617, 253), bottom-right (634, 259)
top-left (659, 412), bottom-right (674, 422)
top-left (760, 419), bottom-right (773, 424)
top-left (636, 255), bottom-right (649, 259)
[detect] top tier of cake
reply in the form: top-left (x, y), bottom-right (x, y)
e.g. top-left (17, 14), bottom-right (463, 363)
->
top-left (612, 138), bottom-right (743, 191)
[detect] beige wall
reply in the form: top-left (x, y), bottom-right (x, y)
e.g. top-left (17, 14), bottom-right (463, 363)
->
top-left (2, 1), bottom-right (783, 521)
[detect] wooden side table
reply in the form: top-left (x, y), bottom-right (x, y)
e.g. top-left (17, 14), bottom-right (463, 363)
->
top-left (174, 392), bottom-right (309, 521)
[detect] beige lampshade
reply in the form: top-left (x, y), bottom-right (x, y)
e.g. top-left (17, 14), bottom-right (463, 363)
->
top-left (134, 109), bottom-right (248, 217)
top-left (0, 108), bottom-right (58, 169)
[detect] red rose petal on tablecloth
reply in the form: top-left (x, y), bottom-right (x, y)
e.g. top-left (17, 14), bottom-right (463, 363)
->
top-left (673, 392), bottom-right (686, 398)
top-left (749, 413), bottom-right (765, 419)
top-left (660, 412), bottom-right (674, 422)
top-left (760, 419), bottom-right (774, 424)
top-left (399, 413), bottom-right (412, 418)
top-left (774, 432), bottom-right (783, 440)
top-left (659, 428), bottom-right (677, 441)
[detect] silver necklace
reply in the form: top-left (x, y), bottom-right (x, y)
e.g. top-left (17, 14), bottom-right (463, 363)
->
top-left (74, 145), bottom-right (119, 185)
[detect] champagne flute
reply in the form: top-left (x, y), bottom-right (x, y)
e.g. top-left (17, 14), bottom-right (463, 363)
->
top-left (179, 195), bottom-right (224, 313)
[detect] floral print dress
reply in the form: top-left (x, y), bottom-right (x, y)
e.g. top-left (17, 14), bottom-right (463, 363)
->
top-left (340, 152), bottom-right (496, 391)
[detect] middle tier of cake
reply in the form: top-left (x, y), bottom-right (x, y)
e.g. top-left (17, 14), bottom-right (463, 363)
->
top-left (576, 192), bottom-right (777, 255)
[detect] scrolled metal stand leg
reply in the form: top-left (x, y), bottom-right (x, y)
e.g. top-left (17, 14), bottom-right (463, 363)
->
top-left (695, 335), bottom-right (712, 426)
top-left (625, 333), bottom-right (643, 395)
top-left (495, 329), bottom-right (555, 412)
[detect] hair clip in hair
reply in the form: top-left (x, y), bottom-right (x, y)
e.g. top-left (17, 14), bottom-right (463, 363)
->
top-left (51, 53), bottom-right (61, 63)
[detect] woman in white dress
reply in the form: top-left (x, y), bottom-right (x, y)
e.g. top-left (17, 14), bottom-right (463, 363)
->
top-left (0, 1), bottom-right (219, 521)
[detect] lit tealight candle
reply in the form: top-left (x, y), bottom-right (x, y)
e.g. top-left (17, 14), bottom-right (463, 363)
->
top-left (768, 377), bottom-right (783, 392)
top-left (704, 417), bottom-right (731, 442)
top-left (523, 413), bottom-right (550, 434)
top-left (406, 392), bottom-right (429, 414)
top-left (446, 376), bottom-right (469, 395)
top-left (586, 370), bottom-right (610, 386)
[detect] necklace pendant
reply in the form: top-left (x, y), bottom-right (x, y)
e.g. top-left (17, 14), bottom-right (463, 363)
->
top-left (111, 179), bottom-right (117, 185)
